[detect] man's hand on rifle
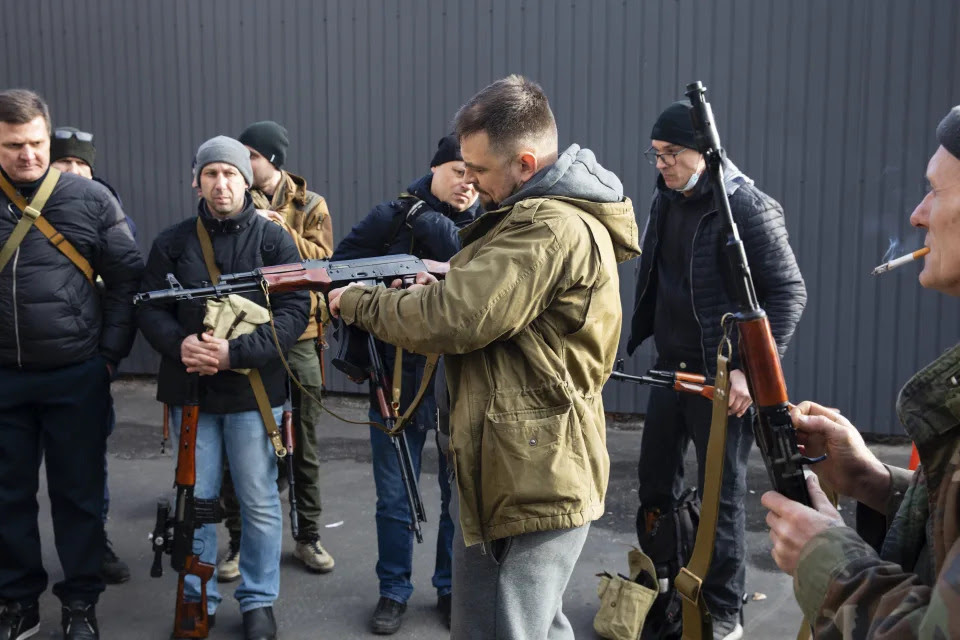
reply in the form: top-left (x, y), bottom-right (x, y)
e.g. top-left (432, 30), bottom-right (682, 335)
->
top-left (761, 473), bottom-right (845, 577)
top-left (790, 401), bottom-right (891, 512)
top-left (390, 271), bottom-right (437, 292)
top-left (327, 282), bottom-right (363, 319)
top-left (181, 332), bottom-right (230, 375)
top-left (728, 369), bottom-right (753, 417)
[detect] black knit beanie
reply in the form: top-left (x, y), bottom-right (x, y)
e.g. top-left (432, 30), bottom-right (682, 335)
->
top-left (238, 121), bottom-right (289, 169)
top-left (937, 106), bottom-right (960, 160)
top-left (650, 100), bottom-right (697, 150)
top-left (430, 134), bottom-right (462, 167)
top-left (50, 127), bottom-right (96, 172)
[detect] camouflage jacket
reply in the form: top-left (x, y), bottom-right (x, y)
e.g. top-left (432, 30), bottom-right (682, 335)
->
top-left (794, 341), bottom-right (960, 638)
top-left (251, 170), bottom-right (333, 340)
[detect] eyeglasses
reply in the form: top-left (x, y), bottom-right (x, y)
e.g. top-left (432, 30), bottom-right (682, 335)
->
top-left (53, 128), bottom-right (93, 142)
top-left (644, 146), bottom-right (687, 167)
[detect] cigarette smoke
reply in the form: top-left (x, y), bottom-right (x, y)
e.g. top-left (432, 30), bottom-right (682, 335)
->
top-left (881, 237), bottom-right (899, 263)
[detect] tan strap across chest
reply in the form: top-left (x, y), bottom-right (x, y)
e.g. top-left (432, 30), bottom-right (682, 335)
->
top-left (0, 168), bottom-right (95, 284)
top-left (196, 219), bottom-right (286, 456)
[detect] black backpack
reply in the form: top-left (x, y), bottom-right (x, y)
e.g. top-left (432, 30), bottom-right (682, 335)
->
top-left (636, 487), bottom-right (701, 640)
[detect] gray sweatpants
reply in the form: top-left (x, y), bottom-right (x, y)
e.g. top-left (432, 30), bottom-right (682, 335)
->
top-left (449, 487), bottom-right (590, 640)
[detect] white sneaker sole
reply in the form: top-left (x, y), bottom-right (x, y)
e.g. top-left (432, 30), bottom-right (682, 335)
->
top-left (15, 622), bottom-right (40, 640)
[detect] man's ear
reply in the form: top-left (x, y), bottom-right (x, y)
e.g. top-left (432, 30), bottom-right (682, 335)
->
top-left (431, 166), bottom-right (438, 175)
top-left (518, 151), bottom-right (539, 181)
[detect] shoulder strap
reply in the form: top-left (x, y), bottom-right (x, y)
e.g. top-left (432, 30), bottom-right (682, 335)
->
top-left (382, 194), bottom-right (423, 254)
top-left (195, 218), bottom-right (286, 457)
top-left (0, 169), bottom-right (92, 284)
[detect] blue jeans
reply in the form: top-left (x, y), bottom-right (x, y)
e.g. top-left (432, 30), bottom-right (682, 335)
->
top-left (369, 408), bottom-right (454, 603)
top-left (169, 406), bottom-right (282, 614)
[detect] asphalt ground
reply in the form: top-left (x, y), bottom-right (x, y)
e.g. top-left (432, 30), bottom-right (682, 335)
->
top-left (27, 379), bottom-right (911, 639)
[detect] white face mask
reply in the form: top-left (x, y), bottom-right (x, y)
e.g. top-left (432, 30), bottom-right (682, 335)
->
top-left (675, 169), bottom-right (702, 193)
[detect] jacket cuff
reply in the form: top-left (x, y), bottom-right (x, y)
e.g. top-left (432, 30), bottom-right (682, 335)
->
top-left (794, 526), bottom-right (880, 623)
top-left (884, 464), bottom-right (913, 520)
top-left (338, 286), bottom-right (372, 326)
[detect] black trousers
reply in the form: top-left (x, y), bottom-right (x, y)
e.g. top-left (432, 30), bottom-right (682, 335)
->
top-left (0, 355), bottom-right (110, 605)
top-left (637, 385), bottom-right (754, 619)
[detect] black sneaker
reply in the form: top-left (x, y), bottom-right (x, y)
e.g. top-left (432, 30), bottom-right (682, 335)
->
top-left (100, 537), bottom-right (130, 584)
top-left (0, 601), bottom-right (39, 640)
top-left (242, 606), bottom-right (276, 640)
top-left (437, 593), bottom-right (452, 629)
top-left (370, 597), bottom-right (406, 635)
top-left (61, 601), bottom-right (98, 640)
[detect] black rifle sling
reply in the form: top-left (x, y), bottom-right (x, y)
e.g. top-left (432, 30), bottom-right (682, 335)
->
top-left (195, 218), bottom-right (285, 457)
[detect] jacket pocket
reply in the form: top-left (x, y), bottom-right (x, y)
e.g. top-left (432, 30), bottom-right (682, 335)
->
top-left (480, 398), bottom-right (586, 524)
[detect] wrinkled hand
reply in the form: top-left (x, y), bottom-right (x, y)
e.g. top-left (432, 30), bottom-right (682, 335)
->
top-left (727, 369), bottom-right (753, 417)
top-left (181, 332), bottom-right (230, 375)
top-left (762, 474), bottom-right (845, 577)
top-left (791, 401), bottom-right (889, 508)
top-left (390, 271), bottom-right (438, 292)
top-left (256, 209), bottom-right (285, 225)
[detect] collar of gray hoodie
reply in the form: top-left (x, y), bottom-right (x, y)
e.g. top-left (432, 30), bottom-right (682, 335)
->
top-left (499, 144), bottom-right (625, 208)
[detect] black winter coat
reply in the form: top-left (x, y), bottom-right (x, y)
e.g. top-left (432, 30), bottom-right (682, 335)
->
top-left (137, 197), bottom-right (309, 412)
top-left (332, 173), bottom-right (480, 427)
top-left (627, 172), bottom-right (807, 376)
top-left (0, 170), bottom-right (144, 369)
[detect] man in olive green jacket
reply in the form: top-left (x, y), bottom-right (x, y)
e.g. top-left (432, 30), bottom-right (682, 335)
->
top-left (761, 105), bottom-right (960, 638)
top-left (330, 75), bottom-right (641, 639)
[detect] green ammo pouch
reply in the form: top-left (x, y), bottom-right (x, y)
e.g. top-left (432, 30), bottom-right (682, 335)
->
top-left (594, 547), bottom-right (659, 640)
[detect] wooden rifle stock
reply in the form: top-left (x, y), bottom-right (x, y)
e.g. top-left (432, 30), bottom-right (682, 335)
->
top-left (169, 374), bottom-right (215, 639)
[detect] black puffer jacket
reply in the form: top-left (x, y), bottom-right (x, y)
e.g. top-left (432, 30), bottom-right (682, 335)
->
top-left (627, 166), bottom-right (806, 375)
top-left (137, 197), bottom-right (309, 412)
top-left (0, 170), bottom-right (143, 370)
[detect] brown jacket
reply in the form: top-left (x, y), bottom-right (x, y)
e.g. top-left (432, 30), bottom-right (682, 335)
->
top-left (251, 170), bottom-right (333, 340)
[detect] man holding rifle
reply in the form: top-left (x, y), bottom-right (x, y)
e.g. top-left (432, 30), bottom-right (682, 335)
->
top-left (331, 133), bottom-right (479, 635)
top-left (137, 136), bottom-right (309, 640)
top-left (762, 106), bottom-right (960, 638)
top-left (330, 75), bottom-right (641, 640)
top-left (626, 99), bottom-right (807, 639)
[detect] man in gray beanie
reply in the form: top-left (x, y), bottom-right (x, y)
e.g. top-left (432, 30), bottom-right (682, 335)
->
top-left (762, 105), bottom-right (960, 638)
top-left (137, 136), bottom-right (309, 640)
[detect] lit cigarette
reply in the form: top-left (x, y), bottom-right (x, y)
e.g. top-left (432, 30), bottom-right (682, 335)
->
top-left (871, 247), bottom-right (931, 275)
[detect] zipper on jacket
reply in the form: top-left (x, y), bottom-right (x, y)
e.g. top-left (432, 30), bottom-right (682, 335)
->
top-left (689, 214), bottom-right (710, 373)
top-left (12, 246), bottom-right (21, 368)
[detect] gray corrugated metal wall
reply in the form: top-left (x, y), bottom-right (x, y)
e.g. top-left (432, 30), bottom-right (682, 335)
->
top-left (2, 0), bottom-right (958, 434)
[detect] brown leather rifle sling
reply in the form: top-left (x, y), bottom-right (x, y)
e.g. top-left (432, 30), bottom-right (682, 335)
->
top-left (0, 168), bottom-right (95, 284)
top-left (674, 317), bottom-right (734, 640)
top-left (196, 218), bottom-right (285, 457)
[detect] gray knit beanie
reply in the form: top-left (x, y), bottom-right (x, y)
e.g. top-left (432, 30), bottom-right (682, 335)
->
top-left (195, 136), bottom-right (253, 187)
top-left (937, 106), bottom-right (960, 160)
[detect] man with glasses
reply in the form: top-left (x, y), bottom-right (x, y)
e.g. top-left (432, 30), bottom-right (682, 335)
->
top-left (625, 99), bottom-right (806, 640)
top-left (49, 126), bottom-right (137, 587)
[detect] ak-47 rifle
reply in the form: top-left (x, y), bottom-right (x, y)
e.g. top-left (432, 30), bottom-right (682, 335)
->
top-left (149, 370), bottom-right (222, 639)
top-left (136, 254), bottom-right (439, 545)
top-left (609, 359), bottom-right (716, 401)
top-left (281, 393), bottom-right (299, 540)
top-left (685, 81), bottom-right (823, 506)
top-left (133, 254), bottom-right (448, 305)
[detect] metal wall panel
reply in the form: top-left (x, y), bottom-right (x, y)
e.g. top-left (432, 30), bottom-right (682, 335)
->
top-left (2, 0), bottom-right (958, 434)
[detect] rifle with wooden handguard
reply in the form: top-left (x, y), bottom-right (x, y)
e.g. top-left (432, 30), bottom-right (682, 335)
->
top-left (609, 359), bottom-right (716, 401)
top-left (133, 254), bottom-right (449, 305)
top-left (684, 81), bottom-right (823, 507)
top-left (148, 371), bottom-right (222, 639)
